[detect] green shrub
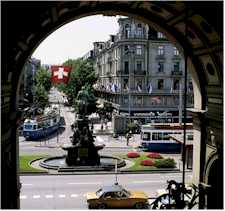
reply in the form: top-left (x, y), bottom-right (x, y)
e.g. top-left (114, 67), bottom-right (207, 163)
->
top-left (154, 158), bottom-right (176, 168)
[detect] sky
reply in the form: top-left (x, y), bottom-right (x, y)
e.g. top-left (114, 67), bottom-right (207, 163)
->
top-left (32, 15), bottom-right (121, 65)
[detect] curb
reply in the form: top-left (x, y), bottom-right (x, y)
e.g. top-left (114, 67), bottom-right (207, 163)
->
top-left (20, 169), bottom-right (189, 176)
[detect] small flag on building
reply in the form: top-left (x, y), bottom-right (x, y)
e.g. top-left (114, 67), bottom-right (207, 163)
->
top-left (51, 65), bottom-right (72, 84)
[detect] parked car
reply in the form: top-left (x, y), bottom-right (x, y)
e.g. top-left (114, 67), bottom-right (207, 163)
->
top-left (86, 183), bottom-right (149, 209)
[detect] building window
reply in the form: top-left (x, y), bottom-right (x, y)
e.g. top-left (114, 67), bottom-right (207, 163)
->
top-left (173, 80), bottom-right (180, 90)
top-left (136, 45), bottom-right (142, 55)
top-left (136, 61), bottom-right (142, 71)
top-left (188, 81), bottom-right (193, 91)
top-left (123, 96), bottom-right (128, 104)
top-left (157, 32), bottom-right (165, 39)
top-left (137, 96), bottom-right (142, 106)
top-left (158, 62), bottom-right (164, 72)
top-left (137, 24), bottom-right (143, 37)
top-left (124, 61), bottom-right (129, 74)
top-left (123, 79), bottom-right (129, 90)
top-left (174, 47), bottom-right (179, 56)
top-left (158, 46), bottom-right (164, 55)
top-left (124, 45), bottom-right (129, 54)
top-left (125, 24), bottom-right (130, 38)
top-left (158, 79), bottom-right (164, 90)
top-left (174, 62), bottom-right (180, 71)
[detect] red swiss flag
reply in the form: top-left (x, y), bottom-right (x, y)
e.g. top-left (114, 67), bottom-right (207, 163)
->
top-left (51, 65), bottom-right (72, 84)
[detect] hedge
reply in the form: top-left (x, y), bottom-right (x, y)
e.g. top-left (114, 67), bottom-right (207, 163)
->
top-left (154, 158), bottom-right (176, 168)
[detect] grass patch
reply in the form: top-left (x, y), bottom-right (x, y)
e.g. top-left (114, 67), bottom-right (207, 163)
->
top-left (19, 155), bottom-right (48, 173)
top-left (114, 152), bottom-right (176, 171)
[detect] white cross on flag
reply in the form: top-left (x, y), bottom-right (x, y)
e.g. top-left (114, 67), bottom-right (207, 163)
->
top-left (51, 65), bottom-right (72, 84)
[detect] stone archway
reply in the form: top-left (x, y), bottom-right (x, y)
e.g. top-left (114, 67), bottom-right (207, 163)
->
top-left (204, 154), bottom-right (223, 209)
top-left (2, 2), bottom-right (223, 208)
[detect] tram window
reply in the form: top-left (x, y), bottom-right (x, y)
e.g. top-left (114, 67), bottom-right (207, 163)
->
top-left (33, 125), bottom-right (37, 130)
top-left (163, 133), bottom-right (170, 140)
top-left (152, 132), bottom-right (157, 140)
top-left (158, 133), bottom-right (163, 140)
top-left (142, 133), bottom-right (150, 140)
top-left (24, 125), bottom-right (32, 129)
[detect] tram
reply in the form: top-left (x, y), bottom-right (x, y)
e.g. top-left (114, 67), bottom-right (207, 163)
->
top-left (23, 105), bottom-right (60, 140)
top-left (140, 123), bottom-right (193, 153)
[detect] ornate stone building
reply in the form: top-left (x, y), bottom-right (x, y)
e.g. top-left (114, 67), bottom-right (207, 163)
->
top-left (93, 17), bottom-right (193, 129)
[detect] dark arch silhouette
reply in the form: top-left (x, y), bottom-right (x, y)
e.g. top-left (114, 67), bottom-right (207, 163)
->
top-left (1, 2), bottom-right (223, 208)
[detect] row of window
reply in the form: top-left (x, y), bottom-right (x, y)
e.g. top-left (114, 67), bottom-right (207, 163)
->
top-left (121, 79), bottom-right (193, 91)
top-left (123, 61), bottom-right (180, 73)
top-left (123, 45), bottom-right (179, 56)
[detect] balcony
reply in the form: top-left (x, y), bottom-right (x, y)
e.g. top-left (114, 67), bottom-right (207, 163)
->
top-left (171, 70), bottom-right (183, 76)
top-left (120, 34), bottom-right (148, 40)
top-left (134, 70), bottom-right (146, 75)
top-left (155, 54), bottom-right (165, 60)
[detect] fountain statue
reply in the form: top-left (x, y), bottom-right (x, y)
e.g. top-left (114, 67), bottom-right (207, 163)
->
top-left (38, 86), bottom-right (125, 172)
top-left (62, 86), bottom-right (104, 166)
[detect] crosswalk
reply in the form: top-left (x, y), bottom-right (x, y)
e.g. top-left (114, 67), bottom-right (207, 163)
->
top-left (20, 193), bottom-right (84, 200)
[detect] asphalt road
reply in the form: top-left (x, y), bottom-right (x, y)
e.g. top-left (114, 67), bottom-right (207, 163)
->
top-left (20, 172), bottom-right (192, 209)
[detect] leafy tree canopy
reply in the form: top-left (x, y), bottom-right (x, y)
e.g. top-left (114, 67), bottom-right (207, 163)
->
top-left (60, 59), bottom-right (98, 105)
top-left (35, 67), bottom-right (52, 91)
top-left (33, 84), bottom-right (49, 109)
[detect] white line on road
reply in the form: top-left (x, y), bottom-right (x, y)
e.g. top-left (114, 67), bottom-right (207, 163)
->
top-left (22, 183), bottom-right (33, 186)
top-left (45, 195), bottom-right (54, 198)
top-left (133, 180), bottom-right (162, 184)
top-left (58, 194), bottom-right (66, 198)
top-left (71, 194), bottom-right (78, 198)
top-left (68, 182), bottom-right (102, 185)
top-left (20, 195), bottom-right (27, 199)
top-left (33, 195), bottom-right (40, 199)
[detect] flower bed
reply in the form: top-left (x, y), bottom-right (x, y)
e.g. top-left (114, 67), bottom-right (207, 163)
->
top-left (140, 159), bottom-right (154, 166)
top-left (146, 152), bottom-right (163, 159)
top-left (127, 152), bottom-right (140, 158)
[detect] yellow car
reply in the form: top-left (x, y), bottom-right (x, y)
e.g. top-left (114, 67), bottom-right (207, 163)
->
top-left (86, 183), bottom-right (149, 209)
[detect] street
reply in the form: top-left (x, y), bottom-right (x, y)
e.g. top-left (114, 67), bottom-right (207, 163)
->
top-left (20, 172), bottom-right (192, 209)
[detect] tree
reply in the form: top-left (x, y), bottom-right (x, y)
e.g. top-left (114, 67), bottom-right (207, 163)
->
top-left (96, 101), bottom-right (114, 121)
top-left (35, 67), bottom-right (52, 91)
top-left (60, 59), bottom-right (98, 106)
top-left (33, 84), bottom-right (49, 109)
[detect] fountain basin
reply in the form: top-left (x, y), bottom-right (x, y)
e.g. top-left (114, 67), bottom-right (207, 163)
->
top-left (39, 155), bottom-right (126, 172)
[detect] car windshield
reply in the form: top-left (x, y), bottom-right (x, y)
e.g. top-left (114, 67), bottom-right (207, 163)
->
top-left (122, 189), bottom-right (131, 197)
top-left (96, 188), bottom-right (104, 197)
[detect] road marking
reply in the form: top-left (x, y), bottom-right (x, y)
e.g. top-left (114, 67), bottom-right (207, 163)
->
top-left (71, 194), bottom-right (78, 198)
top-left (20, 195), bottom-right (27, 199)
top-left (83, 194), bottom-right (87, 197)
top-left (68, 182), bottom-right (102, 185)
top-left (45, 195), bottom-right (54, 198)
top-left (33, 195), bottom-right (40, 199)
top-left (133, 180), bottom-right (162, 184)
top-left (22, 183), bottom-right (33, 186)
top-left (58, 194), bottom-right (66, 198)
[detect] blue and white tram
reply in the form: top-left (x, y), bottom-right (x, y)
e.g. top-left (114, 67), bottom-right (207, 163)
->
top-left (140, 123), bottom-right (193, 153)
top-left (23, 106), bottom-right (60, 140)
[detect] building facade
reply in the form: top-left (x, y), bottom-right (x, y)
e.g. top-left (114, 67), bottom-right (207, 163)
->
top-left (92, 17), bottom-right (193, 132)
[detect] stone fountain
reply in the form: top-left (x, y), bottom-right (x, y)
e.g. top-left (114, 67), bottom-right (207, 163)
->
top-left (39, 86), bottom-right (125, 172)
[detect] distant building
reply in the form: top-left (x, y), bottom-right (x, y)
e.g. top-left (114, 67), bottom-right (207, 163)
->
top-left (90, 17), bottom-right (193, 133)
top-left (21, 58), bottom-right (41, 104)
